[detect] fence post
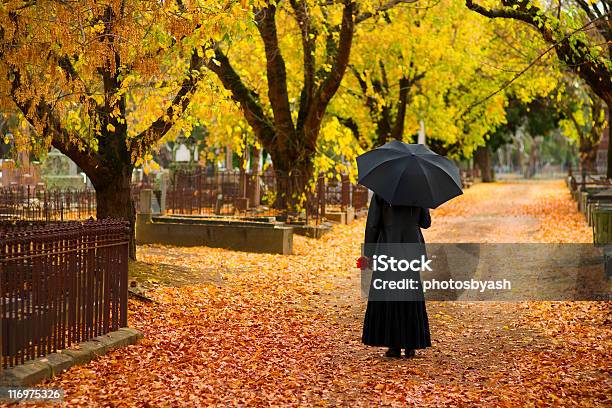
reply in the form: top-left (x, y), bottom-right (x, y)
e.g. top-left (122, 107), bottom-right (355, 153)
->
top-left (341, 174), bottom-right (350, 211)
top-left (318, 174), bottom-right (326, 219)
top-left (160, 172), bottom-right (168, 215)
top-left (120, 223), bottom-right (129, 327)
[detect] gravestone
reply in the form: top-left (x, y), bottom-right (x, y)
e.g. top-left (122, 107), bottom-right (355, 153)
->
top-left (41, 149), bottom-right (87, 189)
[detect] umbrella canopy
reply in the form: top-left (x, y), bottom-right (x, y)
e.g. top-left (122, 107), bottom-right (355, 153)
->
top-left (357, 141), bottom-right (463, 208)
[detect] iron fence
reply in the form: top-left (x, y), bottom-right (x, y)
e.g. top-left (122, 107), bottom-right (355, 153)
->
top-left (0, 186), bottom-right (96, 221)
top-left (324, 175), bottom-right (350, 212)
top-left (1, 170), bottom-right (370, 224)
top-left (0, 219), bottom-right (129, 369)
top-left (167, 168), bottom-right (246, 216)
top-left (166, 168), bottom-right (367, 223)
top-left (323, 174), bottom-right (369, 212)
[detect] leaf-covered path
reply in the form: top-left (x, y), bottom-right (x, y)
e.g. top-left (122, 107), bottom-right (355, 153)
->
top-left (38, 180), bottom-right (611, 406)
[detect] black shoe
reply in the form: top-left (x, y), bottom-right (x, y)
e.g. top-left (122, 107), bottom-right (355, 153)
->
top-left (405, 349), bottom-right (416, 358)
top-left (385, 348), bottom-right (401, 358)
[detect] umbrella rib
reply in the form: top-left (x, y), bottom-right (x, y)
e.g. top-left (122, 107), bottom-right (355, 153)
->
top-left (416, 158), bottom-right (436, 206)
top-left (418, 155), bottom-right (462, 187)
top-left (389, 160), bottom-right (414, 204)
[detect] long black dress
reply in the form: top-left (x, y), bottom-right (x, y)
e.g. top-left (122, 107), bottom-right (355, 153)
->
top-left (361, 193), bottom-right (432, 350)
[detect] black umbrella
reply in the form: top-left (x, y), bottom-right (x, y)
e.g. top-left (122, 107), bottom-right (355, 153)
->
top-left (357, 141), bottom-right (463, 208)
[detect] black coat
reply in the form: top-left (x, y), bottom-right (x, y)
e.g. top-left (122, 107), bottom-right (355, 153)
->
top-left (361, 193), bottom-right (432, 349)
top-left (364, 193), bottom-right (431, 250)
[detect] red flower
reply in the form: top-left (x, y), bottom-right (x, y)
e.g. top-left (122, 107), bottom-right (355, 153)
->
top-left (356, 256), bottom-right (369, 269)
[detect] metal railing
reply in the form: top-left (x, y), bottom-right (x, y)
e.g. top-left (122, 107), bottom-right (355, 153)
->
top-left (1, 170), bottom-right (370, 224)
top-left (0, 186), bottom-right (96, 221)
top-left (166, 168), bottom-right (368, 223)
top-left (0, 219), bottom-right (130, 369)
top-left (327, 174), bottom-right (369, 212)
top-left (167, 168), bottom-right (249, 216)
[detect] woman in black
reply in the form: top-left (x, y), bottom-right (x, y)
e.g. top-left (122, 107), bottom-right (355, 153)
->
top-left (361, 193), bottom-right (432, 358)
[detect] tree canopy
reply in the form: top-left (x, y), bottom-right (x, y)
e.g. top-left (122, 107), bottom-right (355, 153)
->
top-left (0, 0), bottom-right (252, 256)
top-left (0, 0), bottom-right (605, 226)
top-left (466, 0), bottom-right (612, 175)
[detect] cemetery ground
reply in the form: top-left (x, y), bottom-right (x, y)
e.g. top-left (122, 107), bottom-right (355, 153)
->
top-left (32, 180), bottom-right (612, 406)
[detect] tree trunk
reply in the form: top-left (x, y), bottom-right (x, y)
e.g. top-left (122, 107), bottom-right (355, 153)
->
top-left (579, 136), bottom-right (599, 174)
top-left (580, 149), bottom-right (598, 174)
top-left (474, 146), bottom-right (494, 182)
top-left (524, 144), bottom-right (538, 179)
top-left (269, 149), bottom-right (314, 212)
top-left (391, 76), bottom-right (410, 141)
top-left (375, 105), bottom-right (393, 146)
top-left (94, 165), bottom-right (136, 260)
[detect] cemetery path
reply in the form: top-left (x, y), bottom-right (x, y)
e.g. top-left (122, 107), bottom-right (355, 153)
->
top-left (37, 179), bottom-right (609, 407)
top-left (423, 178), bottom-right (592, 243)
